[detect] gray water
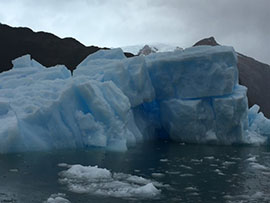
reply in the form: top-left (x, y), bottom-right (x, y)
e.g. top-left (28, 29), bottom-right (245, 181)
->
top-left (1, 140), bottom-right (270, 203)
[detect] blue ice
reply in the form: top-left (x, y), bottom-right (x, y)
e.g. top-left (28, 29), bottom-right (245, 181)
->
top-left (0, 46), bottom-right (269, 153)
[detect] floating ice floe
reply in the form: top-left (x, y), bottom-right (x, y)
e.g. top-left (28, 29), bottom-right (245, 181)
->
top-left (44, 193), bottom-right (70, 203)
top-left (58, 164), bottom-right (161, 199)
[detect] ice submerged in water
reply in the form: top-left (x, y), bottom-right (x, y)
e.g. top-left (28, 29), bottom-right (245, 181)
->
top-left (0, 46), bottom-right (269, 153)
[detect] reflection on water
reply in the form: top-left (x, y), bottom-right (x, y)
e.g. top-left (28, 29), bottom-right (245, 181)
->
top-left (0, 140), bottom-right (270, 203)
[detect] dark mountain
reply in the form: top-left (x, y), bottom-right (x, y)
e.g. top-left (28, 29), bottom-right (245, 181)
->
top-left (194, 37), bottom-right (270, 118)
top-left (0, 23), bottom-right (133, 73)
top-left (193, 36), bottom-right (220, 46)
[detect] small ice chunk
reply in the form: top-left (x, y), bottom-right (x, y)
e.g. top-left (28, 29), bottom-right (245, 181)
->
top-left (179, 165), bottom-right (192, 170)
top-left (185, 187), bottom-right (199, 191)
top-left (180, 174), bottom-right (194, 177)
top-left (151, 173), bottom-right (165, 178)
top-left (247, 104), bottom-right (270, 141)
top-left (204, 156), bottom-right (215, 160)
top-left (249, 163), bottom-right (269, 170)
top-left (58, 163), bottom-right (69, 168)
top-left (210, 164), bottom-right (218, 167)
top-left (230, 157), bottom-right (241, 161)
top-left (245, 156), bottom-right (257, 162)
top-left (191, 159), bottom-right (203, 163)
top-left (166, 171), bottom-right (181, 175)
top-left (130, 183), bottom-right (160, 198)
top-left (187, 192), bottom-right (200, 196)
top-left (222, 161), bottom-right (236, 166)
top-left (44, 193), bottom-right (70, 203)
top-left (9, 169), bottom-right (19, 172)
top-left (214, 169), bottom-right (225, 175)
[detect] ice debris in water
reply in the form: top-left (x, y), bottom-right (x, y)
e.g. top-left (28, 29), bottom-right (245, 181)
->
top-left (224, 191), bottom-right (268, 202)
top-left (1, 46), bottom-right (270, 153)
top-left (44, 193), bottom-right (70, 203)
top-left (245, 156), bottom-right (257, 162)
top-left (245, 154), bottom-right (270, 171)
top-left (58, 164), bottom-right (161, 199)
top-left (249, 162), bottom-right (269, 171)
top-left (247, 104), bottom-right (270, 141)
top-left (151, 172), bottom-right (165, 178)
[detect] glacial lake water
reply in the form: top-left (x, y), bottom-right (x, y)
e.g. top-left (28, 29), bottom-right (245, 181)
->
top-left (1, 140), bottom-right (270, 203)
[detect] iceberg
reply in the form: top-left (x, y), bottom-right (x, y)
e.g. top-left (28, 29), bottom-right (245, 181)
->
top-left (0, 46), bottom-right (270, 153)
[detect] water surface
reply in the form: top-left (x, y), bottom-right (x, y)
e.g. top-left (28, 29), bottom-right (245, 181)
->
top-left (1, 140), bottom-right (270, 203)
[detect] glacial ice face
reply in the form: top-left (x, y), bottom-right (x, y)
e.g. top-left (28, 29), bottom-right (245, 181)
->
top-left (213, 85), bottom-right (249, 144)
top-left (0, 46), bottom-right (270, 153)
top-left (74, 48), bottom-right (155, 107)
top-left (145, 46), bottom-right (238, 99)
top-left (160, 85), bottom-right (250, 144)
top-left (160, 97), bottom-right (216, 143)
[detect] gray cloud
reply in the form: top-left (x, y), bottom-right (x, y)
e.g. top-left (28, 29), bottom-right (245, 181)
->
top-left (0, 0), bottom-right (269, 63)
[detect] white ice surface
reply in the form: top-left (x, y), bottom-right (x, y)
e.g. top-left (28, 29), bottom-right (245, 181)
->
top-left (44, 193), bottom-right (70, 203)
top-left (58, 164), bottom-right (161, 199)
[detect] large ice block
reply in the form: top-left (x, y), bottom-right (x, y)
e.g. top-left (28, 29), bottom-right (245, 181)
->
top-left (146, 46), bottom-right (238, 100)
top-left (213, 85), bottom-right (249, 144)
top-left (160, 85), bottom-right (250, 145)
top-left (160, 98), bottom-right (216, 143)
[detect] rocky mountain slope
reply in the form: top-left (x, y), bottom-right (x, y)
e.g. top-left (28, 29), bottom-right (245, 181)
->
top-left (0, 23), bottom-right (133, 73)
top-left (194, 37), bottom-right (270, 117)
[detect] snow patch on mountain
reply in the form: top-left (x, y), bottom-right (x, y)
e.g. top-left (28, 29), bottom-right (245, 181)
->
top-left (120, 43), bottom-right (183, 55)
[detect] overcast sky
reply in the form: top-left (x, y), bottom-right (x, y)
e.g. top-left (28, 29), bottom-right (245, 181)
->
top-left (0, 0), bottom-right (269, 64)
